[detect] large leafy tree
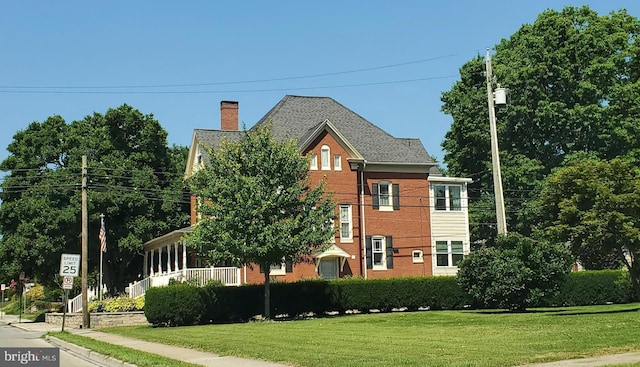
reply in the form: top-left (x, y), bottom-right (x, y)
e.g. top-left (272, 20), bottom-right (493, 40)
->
top-left (530, 156), bottom-right (640, 300)
top-left (441, 6), bottom-right (640, 242)
top-left (0, 105), bottom-right (190, 292)
top-left (187, 124), bottom-right (336, 319)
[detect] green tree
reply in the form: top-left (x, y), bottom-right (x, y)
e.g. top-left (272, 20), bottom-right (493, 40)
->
top-left (441, 6), bottom-right (640, 242)
top-left (457, 233), bottom-right (573, 311)
top-left (0, 105), bottom-right (190, 291)
top-left (187, 124), bottom-right (336, 319)
top-left (530, 156), bottom-right (640, 300)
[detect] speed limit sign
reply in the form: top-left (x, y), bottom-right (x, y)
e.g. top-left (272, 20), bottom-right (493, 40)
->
top-left (60, 253), bottom-right (80, 277)
top-left (62, 276), bottom-right (74, 290)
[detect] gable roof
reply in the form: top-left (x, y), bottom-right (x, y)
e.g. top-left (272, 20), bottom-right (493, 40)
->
top-left (255, 95), bottom-right (435, 165)
top-left (188, 95), bottom-right (439, 174)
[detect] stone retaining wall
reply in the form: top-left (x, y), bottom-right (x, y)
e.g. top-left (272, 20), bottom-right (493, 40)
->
top-left (45, 311), bottom-right (149, 329)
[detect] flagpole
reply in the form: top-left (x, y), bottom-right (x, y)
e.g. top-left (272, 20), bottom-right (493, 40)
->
top-left (99, 214), bottom-right (104, 301)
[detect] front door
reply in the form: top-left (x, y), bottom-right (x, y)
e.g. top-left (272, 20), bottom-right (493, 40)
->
top-left (319, 258), bottom-right (339, 280)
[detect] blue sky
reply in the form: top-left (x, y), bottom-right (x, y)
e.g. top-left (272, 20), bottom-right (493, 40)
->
top-left (1, 1), bottom-right (638, 173)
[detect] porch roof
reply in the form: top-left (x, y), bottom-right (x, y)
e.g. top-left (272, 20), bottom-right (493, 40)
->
top-left (314, 244), bottom-right (351, 272)
top-left (144, 226), bottom-right (193, 251)
top-left (314, 244), bottom-right (350, 259)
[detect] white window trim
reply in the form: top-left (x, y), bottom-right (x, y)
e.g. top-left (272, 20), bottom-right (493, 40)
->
top-left (334, 154), bottom-right (342, 171)
top-left (310, 154), bottom-right (318, 170)
top-left (435, 240), bottom-right (465, 267)
top-left (412, 250), bottom-right (424, 263)
top-left (372, 236), bottom-right (387, 270)
top-left (321, 145), bottom-right (331, 170)
top-left (378, 182), bottom-right (393, 212)
top-left (269, 262), bottom-right (286, 276)
top-left (339, 204), bottom-right (353, 243)
top-left (433, 184), bottom-right (463, 212)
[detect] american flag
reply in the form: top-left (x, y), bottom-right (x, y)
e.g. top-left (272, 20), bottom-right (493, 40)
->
top-left (99, 216), bottom-right (107, 253)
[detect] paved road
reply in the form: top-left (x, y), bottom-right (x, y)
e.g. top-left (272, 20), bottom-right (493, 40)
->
top-left (0, 323), bottom-right (110, 366)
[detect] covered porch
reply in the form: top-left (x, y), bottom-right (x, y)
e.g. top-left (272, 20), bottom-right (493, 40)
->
top-left (127, 226), bottom-right (242, 298)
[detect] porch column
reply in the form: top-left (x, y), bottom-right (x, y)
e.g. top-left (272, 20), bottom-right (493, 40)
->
top-left (174, 242), bottom-right (179, 271)
top-left (182, 240), bottom-right (187, 270)
top-left (143, 251), bottom-right (148, 278)
top-left (150, 250), bottom-right (155, 276)
top-left (156, 248), bottom-right (162, 275)
top-left (166, 244), bottom-right (172, 273)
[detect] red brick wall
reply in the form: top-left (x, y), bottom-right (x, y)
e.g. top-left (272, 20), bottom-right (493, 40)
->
top-left (241, 130), bottom-right (433, 284)
top-left (362, 171), bottom-right (432, 278)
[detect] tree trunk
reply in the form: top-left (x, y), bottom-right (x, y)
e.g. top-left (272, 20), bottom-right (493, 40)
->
top-left (628, 261), bottom-right (640, 302)
top-left (263, 266), bottom-right (271, 319)
top-left (617, 247), bottom-right (640, 301)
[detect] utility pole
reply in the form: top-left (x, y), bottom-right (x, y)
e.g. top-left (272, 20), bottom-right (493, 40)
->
top-left (81, 155), bottom-right (90, 328)
top-left (485, 48), bottom-right (508, 235)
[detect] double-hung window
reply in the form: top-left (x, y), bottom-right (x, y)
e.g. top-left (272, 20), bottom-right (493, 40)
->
top-left (379, 183), bottom-right (390, 206)
top-left (435, 240), bottom-right (464, 267)
top-left (339, 204), bottom-right (352, 242)
top-left (372, 182), bottom-right (400, 211)
top-left (434, 185), bottom-right (462, 211)
top-left (366, 236), bottom-right (394, 270)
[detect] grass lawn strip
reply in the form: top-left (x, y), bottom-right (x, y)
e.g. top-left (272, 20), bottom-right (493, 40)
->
top-left (48, 331), bottom-right (201, 367)
top-left (101, 303), bottom-right (640, 367)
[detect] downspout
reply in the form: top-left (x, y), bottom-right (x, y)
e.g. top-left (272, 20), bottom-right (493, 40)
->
top-left (360, 163), bottom-right (367, 279)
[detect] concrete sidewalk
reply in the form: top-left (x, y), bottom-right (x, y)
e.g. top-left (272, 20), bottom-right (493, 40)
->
top-left (0, 312), bottom-right (290, 367)
top-left (2, 312), bottom-right (640, 367)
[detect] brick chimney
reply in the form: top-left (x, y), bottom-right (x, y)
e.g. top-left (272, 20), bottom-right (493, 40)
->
top-left (220, 101), bottom-right (239, 131)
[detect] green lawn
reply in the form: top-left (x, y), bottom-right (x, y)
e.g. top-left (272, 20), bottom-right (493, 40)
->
top-left (48, 332), bottom-right (201, 367)
top-left (96, 303), bottom-right (640, 367)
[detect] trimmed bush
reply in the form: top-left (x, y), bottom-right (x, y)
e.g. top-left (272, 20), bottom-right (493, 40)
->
top-left (547, 270), bottom-right (635, 306)
top-left (145, 284), bottom-right (205, 326)
top-left (153, 271), bottom-right (636, 325)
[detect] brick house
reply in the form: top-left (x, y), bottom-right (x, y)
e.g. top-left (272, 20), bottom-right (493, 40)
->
top-left (133, 95), bottom-right (471, 293)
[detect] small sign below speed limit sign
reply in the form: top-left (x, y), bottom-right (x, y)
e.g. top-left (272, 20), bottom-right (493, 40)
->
top-left (62, 276), bottom-right (74, 290)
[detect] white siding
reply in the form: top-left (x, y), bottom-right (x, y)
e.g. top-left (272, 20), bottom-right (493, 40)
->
top-left (429, 179), bottom-right (472, 276)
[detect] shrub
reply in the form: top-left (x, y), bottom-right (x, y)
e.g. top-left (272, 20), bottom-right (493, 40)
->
top-left (548, 269), bottom-right (635, 306)
top-left (145, 284), bottom-right (205, 326)
top-left (27, 284), bottom-right (45, 302)
top-left (134, 296), bottom-right (145, 310)
top-left (104, 297), bottom-right (137, 312)
top-left (457, 233), bottom-right (573, 311)
top-left (88, 300), bottom-right (106, 312)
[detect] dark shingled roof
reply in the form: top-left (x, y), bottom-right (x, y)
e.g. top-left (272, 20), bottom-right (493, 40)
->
top-left (194, 95), bottom-right (437, 167)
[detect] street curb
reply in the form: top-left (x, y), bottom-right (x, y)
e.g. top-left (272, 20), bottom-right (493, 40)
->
top-left (46, 336), bottom-right (136, 367)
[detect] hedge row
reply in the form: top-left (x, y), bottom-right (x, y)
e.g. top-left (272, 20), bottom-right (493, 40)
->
top-left (144, 270), bottom-right (636, 326)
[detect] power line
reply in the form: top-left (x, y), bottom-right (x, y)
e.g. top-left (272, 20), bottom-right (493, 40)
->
top-left (0, 55), bottom-right (460, 90)
top-left (0, 75), bottom-right (459, 95)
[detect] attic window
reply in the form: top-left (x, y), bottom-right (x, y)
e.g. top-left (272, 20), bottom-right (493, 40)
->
top-left (321, 145), bottom-right (330, 170)
top-left (334, 155), bottom-right (342, 171)
top-left (310, 154), bottom-right (318, 170)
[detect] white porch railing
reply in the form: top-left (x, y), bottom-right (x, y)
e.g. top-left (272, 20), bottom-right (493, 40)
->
top-left (127, 267), bottom-right (241, 298)
top-left (67, 285), bottom-right (107, 313)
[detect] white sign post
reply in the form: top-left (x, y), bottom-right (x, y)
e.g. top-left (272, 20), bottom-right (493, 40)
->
top-left (59, 254), bottom-right (80, 277)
